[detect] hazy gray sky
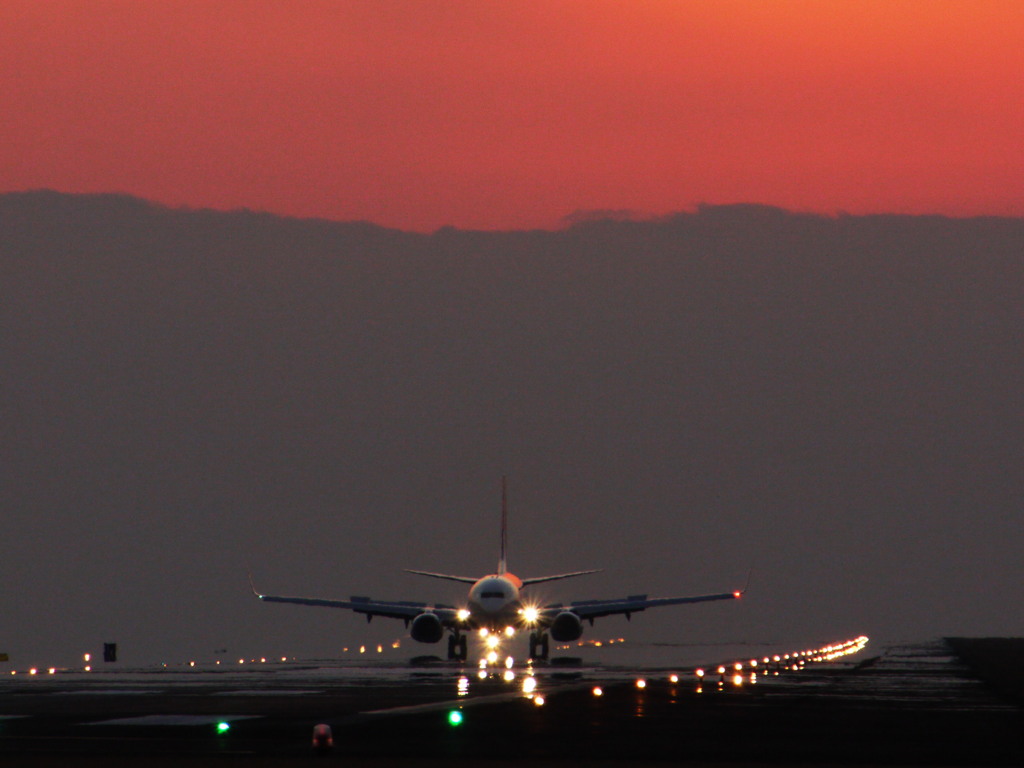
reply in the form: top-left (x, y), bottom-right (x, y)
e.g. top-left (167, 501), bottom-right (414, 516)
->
top-left (1, 193), bottom-right (1021, 667)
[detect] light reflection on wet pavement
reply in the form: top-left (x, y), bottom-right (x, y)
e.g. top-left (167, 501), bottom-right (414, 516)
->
top-left (3, 635), bottom-right (1013, 714)
top-left (2, 637), bottom-right (1023, 764)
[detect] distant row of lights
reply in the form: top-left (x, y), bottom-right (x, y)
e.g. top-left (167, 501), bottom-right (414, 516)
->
top-left (692, 635), bottom-right (869, 676)
top-left (448, 635), bottom-right (869, 721)
top-left (689, 635), bottom-right (869, 690)
top-left (6, 640), bottom-right (410, 676)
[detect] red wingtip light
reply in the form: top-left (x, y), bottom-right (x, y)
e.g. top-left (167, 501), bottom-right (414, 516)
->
top-left (733, 591), bottom-right (741, 598)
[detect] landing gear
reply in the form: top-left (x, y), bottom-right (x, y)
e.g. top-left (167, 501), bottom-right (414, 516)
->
top-left (529, 631), bottom-right (549, 661)
top-left (447, 633), bottom-right (468, 662)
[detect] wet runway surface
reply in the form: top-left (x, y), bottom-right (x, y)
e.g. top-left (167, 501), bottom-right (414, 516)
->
top-left (1, 637), bottom-right (1022, 765)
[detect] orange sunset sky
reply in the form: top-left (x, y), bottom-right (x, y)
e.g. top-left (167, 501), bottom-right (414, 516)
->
top-left (2, 1), bottom-right (1022, 231)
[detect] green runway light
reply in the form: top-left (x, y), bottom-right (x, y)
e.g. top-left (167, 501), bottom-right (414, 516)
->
top-left (447, 709), bottom-right (463, 726)
top-left (216, 721), bottom-right (231, 734)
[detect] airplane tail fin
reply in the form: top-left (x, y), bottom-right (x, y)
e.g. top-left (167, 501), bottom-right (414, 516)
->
top-left (498, 475), bottom-right (508, 575)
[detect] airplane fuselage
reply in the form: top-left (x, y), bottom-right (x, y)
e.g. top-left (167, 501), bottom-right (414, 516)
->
top-left (466, 573), bottom-right (524, 630)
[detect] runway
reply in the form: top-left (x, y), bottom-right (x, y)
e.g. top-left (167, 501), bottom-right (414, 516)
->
top-left (1, 637), bottom-right (1021, 765)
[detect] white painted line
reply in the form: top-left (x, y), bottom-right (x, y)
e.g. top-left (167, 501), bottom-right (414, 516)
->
top-left (89, 714), bottom-right (261, 727)
top-left (211, 689), bottom-right (323, 696)
top-left (52, 689), bottom-right (159, 696)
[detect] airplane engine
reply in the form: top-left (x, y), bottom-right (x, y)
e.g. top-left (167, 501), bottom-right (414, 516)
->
top-left (410, 612), bottom-right (444, 643)
top-left (550, 611), bottom-right (584, 642)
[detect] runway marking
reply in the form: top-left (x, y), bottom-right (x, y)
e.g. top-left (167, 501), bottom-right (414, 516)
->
top-left (211, 689), bottom-right (323, 696)
top-left (52, 689), bottom-right (160, 696)
top-left (362, 689), bottom-right (549, 717)
top-left (88, 714), bottom-right (262, 727)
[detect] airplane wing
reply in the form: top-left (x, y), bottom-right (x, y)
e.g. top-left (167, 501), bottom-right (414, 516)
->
top-left (520, 569), bottom-right (602, 586)
top-left (540, 589), bottom-right (742, 622)
top-left (404, 569), bottom-right (479, 584)
top-left (249, 575), bottom-right (458, 623)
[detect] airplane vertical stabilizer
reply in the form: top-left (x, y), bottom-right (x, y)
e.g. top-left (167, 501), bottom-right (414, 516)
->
top-left (498, 475), bottom-right (508, 574)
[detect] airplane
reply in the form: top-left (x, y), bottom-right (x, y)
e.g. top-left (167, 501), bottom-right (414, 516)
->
top-left (251, 479), bottom-right (743, 660)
